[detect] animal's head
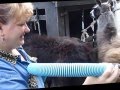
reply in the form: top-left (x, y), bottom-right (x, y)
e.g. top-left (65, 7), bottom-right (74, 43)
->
top-left (107, 0), bottom-right (119, 12)
top-left (90, 0), bottom-right (114, 20)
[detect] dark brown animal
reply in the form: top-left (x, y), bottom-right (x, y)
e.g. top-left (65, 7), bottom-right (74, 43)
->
top-left (23, 34), bottom-right (98, 88)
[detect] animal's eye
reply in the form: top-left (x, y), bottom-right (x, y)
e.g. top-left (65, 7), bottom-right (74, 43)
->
top-left (95, 8), bottom-right (100, 11)
top-left (94, 8), bottom-right (97, 12)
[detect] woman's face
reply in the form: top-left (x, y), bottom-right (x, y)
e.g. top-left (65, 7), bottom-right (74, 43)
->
top-left (1, 18), bottom-right (30, 49)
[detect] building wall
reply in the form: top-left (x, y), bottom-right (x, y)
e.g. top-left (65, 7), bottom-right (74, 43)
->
top-left (29, 1), bottom-right (105, 38)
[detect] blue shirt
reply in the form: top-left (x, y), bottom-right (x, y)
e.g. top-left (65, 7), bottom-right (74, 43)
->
top-left (0, 47), bottom-right (45, 89)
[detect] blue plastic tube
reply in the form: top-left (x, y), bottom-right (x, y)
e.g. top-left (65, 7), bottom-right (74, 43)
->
top-left (27, 63), bottom-right (112, 77)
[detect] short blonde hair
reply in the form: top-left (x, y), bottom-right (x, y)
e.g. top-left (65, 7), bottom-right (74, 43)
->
top-left (0, 3), bottom-right (34, 24)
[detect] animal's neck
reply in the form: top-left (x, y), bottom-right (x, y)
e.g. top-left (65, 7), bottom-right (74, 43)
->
top-left (97, 11), bottom-right (115, 30)
top-left (96, 11), bottom-right (116, 46)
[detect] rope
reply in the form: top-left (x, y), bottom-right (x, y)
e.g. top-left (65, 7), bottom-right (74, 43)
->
top-left (81, 20), bottom-right (97, 42)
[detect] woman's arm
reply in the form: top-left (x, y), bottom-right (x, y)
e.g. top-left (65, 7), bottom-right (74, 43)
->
top-left (0, 60), bottom-right (28, 89)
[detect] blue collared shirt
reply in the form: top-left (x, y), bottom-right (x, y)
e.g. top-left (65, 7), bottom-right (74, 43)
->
top-left (0, 47), bottom-right (45, 89)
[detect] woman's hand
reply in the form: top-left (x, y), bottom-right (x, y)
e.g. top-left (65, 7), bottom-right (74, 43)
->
top-left (82, 64), bottom-right (120, 85)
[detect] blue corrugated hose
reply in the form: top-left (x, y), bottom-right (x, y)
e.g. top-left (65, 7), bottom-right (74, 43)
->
top-left (27, 63), bottom-right (114, 77)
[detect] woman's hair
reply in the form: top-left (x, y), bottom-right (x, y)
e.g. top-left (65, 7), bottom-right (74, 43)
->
top-left (0, 3), bottom-right (34, 24)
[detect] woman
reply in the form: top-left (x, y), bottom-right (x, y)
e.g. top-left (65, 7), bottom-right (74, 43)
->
top-left (0, 3), bottom-right (119, 89)
top-left (0, 3), bottom-right (45, 89)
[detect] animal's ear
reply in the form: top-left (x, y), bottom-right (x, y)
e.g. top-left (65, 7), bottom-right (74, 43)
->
top-left (107, 0), bottom-right (113, 5)
top-left (96, 0), bottom-right (102, 6)
top-left (107, 0), bottom-right (117, 9)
